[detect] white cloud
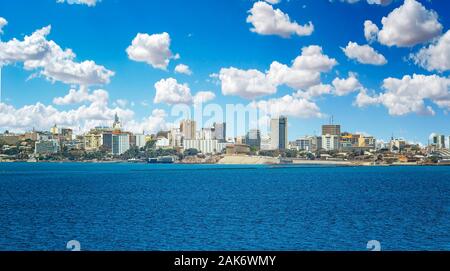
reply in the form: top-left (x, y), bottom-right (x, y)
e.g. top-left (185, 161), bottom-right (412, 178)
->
top-left (264, 0), bottom-right (281, 4)
top-left (294, 84), bottom-right (333, 99)
top-left (153, 78), bottom-right (215, 105)
top-left (174, 64), bottom-right (192, 75)
top-left (126, 32), bottom-right (178, 70)
top-left (332, 73), bottom-right (362, 96)
top-left (246, 1), bottom-right (314, 38)
top-left (219, 67), bottom-right (277, 99)
top-left (125, 109), bottom-right (172, 135)
top-left (0, 25), bottom-right (114, 85)
top-left (376, 0), bottom-right (443, 47)
top-left (342, 41), bottom-right (387, 65)
top-left (355, 74), bottom-right (450, 116)
top-left (0, 17), bottom-right (7, 34)
top-left (154, 78), bottom-right (192, 104)
top-left (193, 91), bottom-right (216, 104)
top-left (251, 94), bottom-right (323, 118)
top-left (218, 45), bottom-right (337, 99)
top-left (334, 0), bottom-right (392, 5)
top-left (53, 86), bottom-right (108, 105)
top-left (0, 97), bottom-right (134, 134)
top-left (411, 30), bottom-right (450, 73)
top-left (364, 20), bottom-right (379, 43)
top-left (56, 0), bottom-right (100, 7)
top-left (267, 61), bottom-right (321, 90)
top-left (354, 89), bottom-right (381, 107)
top-left (291, 45), bottom-right (338, 72)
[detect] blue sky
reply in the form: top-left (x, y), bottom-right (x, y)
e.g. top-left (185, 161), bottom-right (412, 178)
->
top-left (0, 0), bottom-right (449, 143)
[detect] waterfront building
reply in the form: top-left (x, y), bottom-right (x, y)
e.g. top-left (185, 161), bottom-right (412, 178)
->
top-left (180, 119), bottom-right (196, 140)
top-left (35, 139), bottom-right (59, 155)
top-left (102, 132), bottom-right (113, 152)
top-left (134, 134), bottom-right (146, 149)
top-left (169, 128), bottom-right (183, 148)
top-left (112, 133), bottom-right (130, 155)
top-left (183, 139), bottom-right (226, 154)
top-left (156, 137), bottom-right (170, 148)
top-left (213, 122), bottom-right (226, 142)
top-left (432, 134), bottom-right (446, 149)
top-left (246, 129), bottom-right (261, 148)
top-left (83, 132), bottom-right (103, 151)
top-left (390, 138), bottom-right (406, 153)
top-left (270, 116), bottom-right (288, 150)
top-left (260, 135), bottom-right (272, 151)
top-left (321, 134), bottom-right (339, 151)
top-left (294, 137), bottom-right (312, 151)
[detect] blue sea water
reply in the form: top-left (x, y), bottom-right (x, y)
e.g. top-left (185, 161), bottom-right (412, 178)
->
top-left (0, 163), bottom-right (449, 251)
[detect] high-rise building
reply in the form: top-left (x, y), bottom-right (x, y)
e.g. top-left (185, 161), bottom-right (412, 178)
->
top-left (213, 122), bottom-right (226, 142)
top-left (246, 129), bottom-right (261, 148)
top-left (270, 116), bottom-right (288, 150)
top-left (112, 133), bottom-right (130, 155)
top-left (180, 119), bottom-right (196, 140)
top-left (322, 124), bottom-right (341, 136)
top-left (432, 134), bottom-right (446, 149)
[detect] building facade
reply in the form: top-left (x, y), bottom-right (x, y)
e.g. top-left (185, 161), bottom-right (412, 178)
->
top-left (35, 139), bottom-right (59, 155)
top-left (183, 139), bottom-right (227, 154)
top-left (213, 122), bottom-right (226, 142)
top-left (246, 129), bottom-right (261, 148)
top-left (112, 133), bottom-right (130, 155)
top-left (321, 134), bottom-right (339, 151)
top-left (180, 120), bottom-right (197, 140)
top-left (270, 116), bottom-right (288, 150)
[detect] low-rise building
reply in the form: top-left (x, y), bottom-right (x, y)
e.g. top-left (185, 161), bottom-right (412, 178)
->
top-left (35, 139), bottom-right (59, 155)
top-left (184, 139), bottom-right (227, 154)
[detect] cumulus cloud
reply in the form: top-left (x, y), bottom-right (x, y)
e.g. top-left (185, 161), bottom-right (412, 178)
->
top-left (294, 84), bottom-right (333, 99)
top-left (342, 41), bottom-right (387, 65)
top-left (264, 0), bottom-right (281, 4)
top-left (174, 64), bottom-right (192, 75)
top-left (0, 17), bottom-right (7, 34)
top-left (333, 0), bottom-right (392, 5)
top-left (0, 25), bottom-right (114, 85)
top-left (354, 74), bottom-right (450, 116)
top-left (0, 94), bottom-right (134, 133)
top-left (411, 30), bottom-right (450, 73)
top-left (126, 32), bottom-right (178, 70)
top-left (193, 91), bottom-right (216, 104)
top-left (246, 1), bottom-right (314, 38)
top-left (218, 45), bottom-right (337, 99)
top-left (376, 0), bottom-right (443, 47)
top-left (251, 94), bottom-right (324, 119)
top-left (125, 109), bottom-right (172, 135)
top-left (364, 20), bottom-right (379, 43)
top-left (153, 78), bottom-right (215, 105)
top-left (53, 86), bottom-right (109, 105)
top-left (219, 67), bottom-right (277, 99)
top-left (332, 73), bottom-right (362, 96)
top-left (56, 0), bottom-right (100, 7)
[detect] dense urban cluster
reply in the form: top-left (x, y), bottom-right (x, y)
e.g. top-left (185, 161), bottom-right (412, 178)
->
top-left (1, 114), bottom-right (449, 165)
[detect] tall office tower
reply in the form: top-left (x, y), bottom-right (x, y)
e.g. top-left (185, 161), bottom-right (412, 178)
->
top-left (246, 129), bottom-right (261, 148)
top-left (213, 122), bottom-right (226, 142)
top-left (322, 124), bottom-right (341, 136)
top-left (270, 116), bottom-right (288, 150)
top-left (180, 119), bottom-right (197, 140)
top-left (432, 134), bottom-right (446, 149)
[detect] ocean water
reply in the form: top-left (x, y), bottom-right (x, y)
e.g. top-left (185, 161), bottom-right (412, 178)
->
top-left (0, 163), bottom-right (449, 251)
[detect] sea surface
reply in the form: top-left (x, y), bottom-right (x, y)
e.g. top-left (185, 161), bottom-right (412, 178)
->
top-left (0, 163), bottom-right (449, 251)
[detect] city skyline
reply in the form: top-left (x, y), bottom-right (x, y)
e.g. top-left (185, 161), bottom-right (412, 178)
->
top-left (0, 0), bottom-right (449, 145)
